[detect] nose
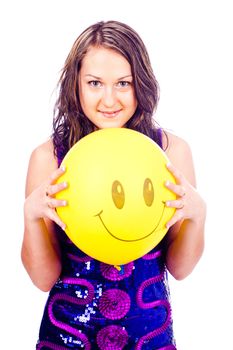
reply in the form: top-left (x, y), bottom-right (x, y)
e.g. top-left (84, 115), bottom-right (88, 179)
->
top-left (101, 86), bottom-right (116, 108)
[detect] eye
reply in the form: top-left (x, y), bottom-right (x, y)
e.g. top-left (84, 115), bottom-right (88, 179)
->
top-left (112, 180), bottom-right (125, 209)
top-left (143, 178), bottom-right (154, 206)
top-left (115, 81), bottom-right (131, 89)
top-left (88, 80), bottom-right (102, 88)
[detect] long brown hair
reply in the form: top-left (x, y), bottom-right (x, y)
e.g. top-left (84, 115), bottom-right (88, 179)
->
top-left (52, 20), bottom-right (162, 161)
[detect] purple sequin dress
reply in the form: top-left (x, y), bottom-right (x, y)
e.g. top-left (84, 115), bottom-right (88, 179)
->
top-left (36, 130), bottom-right (176, 350)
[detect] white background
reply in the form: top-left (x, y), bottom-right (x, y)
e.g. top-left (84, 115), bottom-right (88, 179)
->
top-left (0, 0), bottom-right (232, 349)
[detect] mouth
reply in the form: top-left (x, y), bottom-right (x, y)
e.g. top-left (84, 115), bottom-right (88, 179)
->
top-left (99, 109), bottom-right (122, 118)
top-left (95, 203), bottom-right (166, 242)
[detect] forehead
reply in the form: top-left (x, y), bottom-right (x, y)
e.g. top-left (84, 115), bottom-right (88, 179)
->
top-left (80, 46), bottom-right (132, 77)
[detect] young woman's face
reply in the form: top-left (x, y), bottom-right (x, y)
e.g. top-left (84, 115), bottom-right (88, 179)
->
top-left (78, 46), bottom-right (138, 129)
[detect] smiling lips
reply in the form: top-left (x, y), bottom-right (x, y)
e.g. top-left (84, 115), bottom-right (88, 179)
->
top-left (95, 203), bottom-right (165, 242)
top-left (99, 109), bottom-right (122, 118)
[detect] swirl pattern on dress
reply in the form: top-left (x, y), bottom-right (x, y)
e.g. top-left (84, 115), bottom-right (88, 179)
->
top-left (136, 272), bottom-right (165, 309)
top-left (96, 325), bottom-right (128, 350)
top-left (98, 289), bottom-right (131, 320)
top-left (135, 266), bottom-right (173, 349)
top-left (135, 299), bottom-right (171, 349)
top-left (142, 249), bottom-right (162, 260)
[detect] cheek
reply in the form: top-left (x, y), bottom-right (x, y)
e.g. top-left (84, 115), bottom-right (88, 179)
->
top-left (81, 91), bottom-right (99, 111)
top-left (117, 93), bottom-right (127, 105)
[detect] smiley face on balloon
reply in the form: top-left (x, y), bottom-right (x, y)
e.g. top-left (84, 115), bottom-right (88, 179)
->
top-left (56, 128), bottom-right (176, 265)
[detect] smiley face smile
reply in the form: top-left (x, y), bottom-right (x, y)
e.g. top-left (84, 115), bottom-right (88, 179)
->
top-left (95, 202), bottom-right (166, 242)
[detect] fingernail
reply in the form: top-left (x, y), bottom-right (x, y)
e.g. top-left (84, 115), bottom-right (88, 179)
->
top-left (166, 201), bottom-right (170, 207)
top-left (61, 165), bottom-right (66, 171)
top-left (63, 182), bottom-right (68, 188)
top-left (62, 200), bottom-right (67, 206)
top-left (165, 180), bottom-right (170, 186)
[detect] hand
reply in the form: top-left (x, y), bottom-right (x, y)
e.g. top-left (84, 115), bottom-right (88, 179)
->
top-left (164, 162), bottom-right (206, 229)
top-left (24, 166), bottom-right (68, 230)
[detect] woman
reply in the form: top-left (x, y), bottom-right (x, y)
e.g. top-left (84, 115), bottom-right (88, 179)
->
top-left (21, 20), bottom-right (206, 349)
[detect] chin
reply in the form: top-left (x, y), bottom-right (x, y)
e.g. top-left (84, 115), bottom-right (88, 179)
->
top-left (97, 121), bottom-right (126, 129)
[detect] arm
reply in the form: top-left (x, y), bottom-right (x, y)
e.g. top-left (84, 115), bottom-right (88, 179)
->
top-left (21, 140), bottom-right (67, 291)
top-left (164, 132), bottom-right (206, 280)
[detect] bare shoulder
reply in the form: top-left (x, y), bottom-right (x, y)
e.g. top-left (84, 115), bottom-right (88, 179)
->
top-left (26, 139), bottom-right (58, 194)
top-left (163, 130), bottom-right (191, 158)
top-left (162, 129), bottom-right (196, 186)
top-left (29, 139), bottom-right (56, 166)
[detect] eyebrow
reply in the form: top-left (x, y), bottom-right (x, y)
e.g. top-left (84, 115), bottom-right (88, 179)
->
top-left (84, 74), bottom-right (133, 80)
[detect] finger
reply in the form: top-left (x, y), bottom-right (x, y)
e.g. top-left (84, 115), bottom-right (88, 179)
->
top-left (48, 210), bottom-right (66, 231)
top-left (47, 198), bottom-right (67, 209)
top-left (165, 181), bottom-right (186, 197)
top-left (46, 181), bottom-right (68, 197)
top-left (49, 165), bottom-right (66, 184)
top-left (166, 163), bottom-right (184, 183)
top-left (166, 210), bottom-right (183, 229)
top-left (166, 199), bottom-right (184, 209)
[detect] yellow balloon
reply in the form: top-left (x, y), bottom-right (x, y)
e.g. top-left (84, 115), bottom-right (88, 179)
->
top-left (56, 128), bottom-right (176, 265)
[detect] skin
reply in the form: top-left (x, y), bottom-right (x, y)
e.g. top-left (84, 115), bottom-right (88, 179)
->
top-left (21, 47), bottom-right (206, 291)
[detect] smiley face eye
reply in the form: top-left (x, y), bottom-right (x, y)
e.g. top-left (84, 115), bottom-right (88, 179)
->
top-left (112, 180), bottom-right (125, 209)
top-left (143, 178), bottom-right (154, 206)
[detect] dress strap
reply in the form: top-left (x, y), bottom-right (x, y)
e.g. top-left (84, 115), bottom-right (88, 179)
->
top-left (157, 127), bottom-right (163, 149)
top-left (57, 148), bottom-right (64, 167)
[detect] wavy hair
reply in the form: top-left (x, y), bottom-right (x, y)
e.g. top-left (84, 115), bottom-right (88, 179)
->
top-left (52, 20), bottom-right (163, 160)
